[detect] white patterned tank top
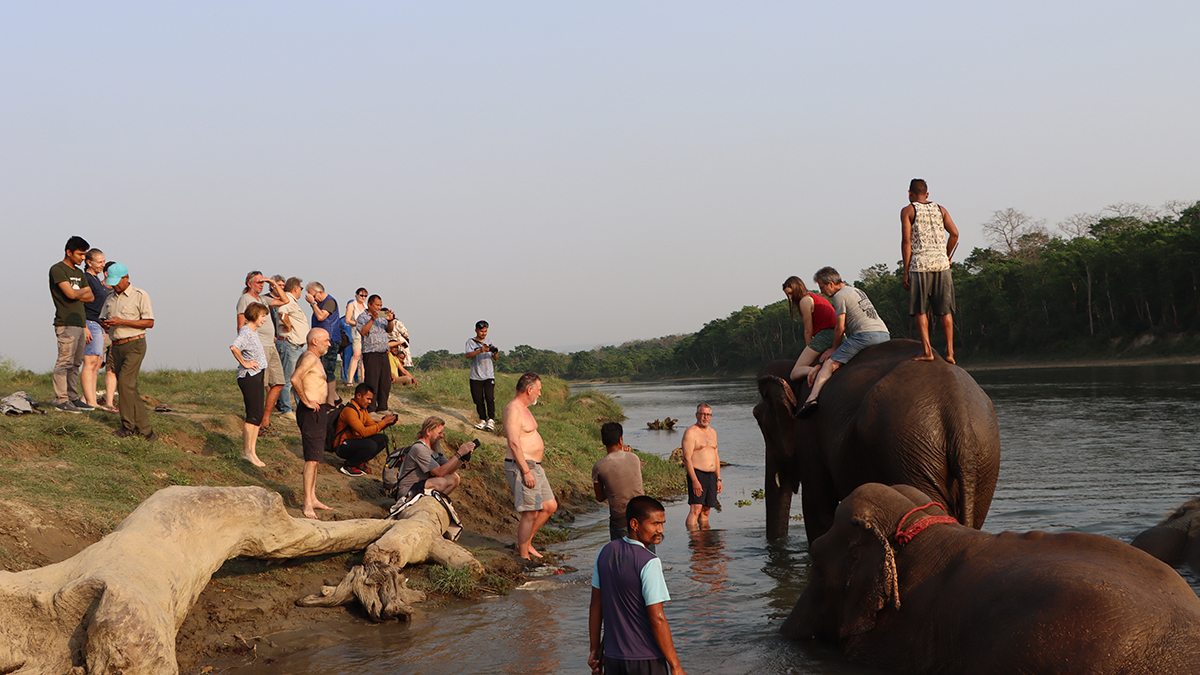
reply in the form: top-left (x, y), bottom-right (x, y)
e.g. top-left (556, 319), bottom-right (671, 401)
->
top-left (910, 201), bottom-right (951, 272)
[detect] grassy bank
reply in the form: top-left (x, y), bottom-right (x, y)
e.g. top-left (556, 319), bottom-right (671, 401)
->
top-left (0, 361), bottom-right (682, 570)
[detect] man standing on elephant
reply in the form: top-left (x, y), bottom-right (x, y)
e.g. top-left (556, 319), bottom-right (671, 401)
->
top-left (901, 178), bottom-right (959, 364)
top-left (796, 268), bottom-right (890, 419)
top-left (682, 403), bottom-right (722, 530)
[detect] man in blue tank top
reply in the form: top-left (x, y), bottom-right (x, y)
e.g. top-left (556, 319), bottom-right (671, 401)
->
top-left (589, 496), bottom-right (687, 675)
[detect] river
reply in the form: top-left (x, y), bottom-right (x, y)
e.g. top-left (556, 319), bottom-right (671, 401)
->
top-left (245, 363), bottom-right (1200, 674)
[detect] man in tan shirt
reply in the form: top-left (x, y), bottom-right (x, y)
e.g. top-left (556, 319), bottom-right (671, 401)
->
top-left (681, 403), bottom-right (721, 530)
top-left (291, 327), bottom-right (333, 519)
top-left (98, 263), bottom-right (155, 440)
top-left (503, 371), bottom-right (558, 559)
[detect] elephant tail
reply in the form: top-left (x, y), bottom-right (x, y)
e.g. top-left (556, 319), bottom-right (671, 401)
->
top-left (944, 388), bottom-right (1000, 530)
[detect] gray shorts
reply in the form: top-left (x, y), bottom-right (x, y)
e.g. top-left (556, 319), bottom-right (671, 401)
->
top-left (909, 269), bottom-right (956, 316)
top-left (807, 327), bottom-right (835, 353)
top-left (505, 459), bottom-right (556, 512)
top-left (264, 343), bottom-right (286, 387)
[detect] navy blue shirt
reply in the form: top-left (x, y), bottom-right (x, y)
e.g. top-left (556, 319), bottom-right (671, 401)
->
top-left (591, 537), bottom-right (671, 661)
top-left (84, 271), bottom-right (110, 323)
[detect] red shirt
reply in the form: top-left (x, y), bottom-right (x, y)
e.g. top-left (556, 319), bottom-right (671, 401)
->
top-left (810, 292), bottom-right (836, 333)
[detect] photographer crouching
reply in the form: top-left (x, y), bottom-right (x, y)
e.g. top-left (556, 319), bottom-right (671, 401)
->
top-left (396, 416), bottom-right (477, 497)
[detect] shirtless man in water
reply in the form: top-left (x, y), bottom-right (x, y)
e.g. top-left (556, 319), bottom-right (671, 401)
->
top-left (682, 403), bottom-right (722, 530)
top-left (291, 328), bottom-right (334, 519)
top-left (503, 371), bottom-right (558, 559)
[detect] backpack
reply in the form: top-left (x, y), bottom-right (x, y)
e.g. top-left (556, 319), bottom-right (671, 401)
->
top-left (382, 442), bottom-right (415, 500)
top-left (324, 400), bottom-right (351, 452)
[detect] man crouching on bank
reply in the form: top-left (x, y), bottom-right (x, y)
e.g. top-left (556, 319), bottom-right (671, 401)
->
top-left (503, 371), bottom-right (558, 560)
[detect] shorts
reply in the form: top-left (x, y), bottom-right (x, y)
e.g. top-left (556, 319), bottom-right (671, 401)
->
top-left (264, 343), bottom-right (285, 387)
top-left (831, 331), bottom-right (891, 364)
top-left (84, 321), bottom-right (105, 357)
top-left (687, 468), bottom-right (718, 508)
top-left (505, 458), bottom-right (556, 512)
top-left (237, 370), bottom-right (266, 426)
top-left (320, 349), bottom-right (339, 382)
top-left (352, 328), bottom-right (363, 350)
top-left (604, 657), bottom-right (671, 675)
top-left (806, 327), bottom-right (834, 353)
top-left (909, 269), bottom-right (956, 316)
top-left (297, 403), bottom-right (330, 462)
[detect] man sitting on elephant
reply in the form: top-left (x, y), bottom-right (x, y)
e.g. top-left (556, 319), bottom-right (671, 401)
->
top-left (795, 266), bottom-right (890, 419)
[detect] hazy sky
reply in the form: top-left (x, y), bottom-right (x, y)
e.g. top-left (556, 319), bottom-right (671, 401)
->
top-left (5, 2), bottom-right (1197, 371)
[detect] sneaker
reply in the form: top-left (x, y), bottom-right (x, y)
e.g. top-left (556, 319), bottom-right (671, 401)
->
top-left (56, 401), bottom-right (82, 414)
top-left (359, 464), bottom-right (372, 474)
top-left (474, 420), bottom-right (488, 430)
top-left (143, 431), bottom-right (158, 441)
top-left (113, 428), bottom-right (136, 438)
top-left (485, 419), bottom-right (495, 431)
top-left (71, 399), bottom-right (95, 411)
top-left (280, 411), bottom-right (297, 422)
top-left (340, 465), bottom-right (365, 477)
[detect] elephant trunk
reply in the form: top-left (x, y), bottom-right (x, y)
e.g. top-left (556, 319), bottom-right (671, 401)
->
top-left (765, 472), bottom-right (793, 540)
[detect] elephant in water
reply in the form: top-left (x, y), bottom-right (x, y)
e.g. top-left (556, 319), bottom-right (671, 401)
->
top-left (754, 339), bottom-right (1000, 541)
top-left (1132, 497), bottom-right (1200, 575)
top-left (782, 483), bottom-right (1200, 674)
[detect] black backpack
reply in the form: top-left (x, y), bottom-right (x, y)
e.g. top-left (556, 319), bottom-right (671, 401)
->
top-left (382, 442), bottom-right (415, 499)
top-left (324, 401), bottom-right (351, 452)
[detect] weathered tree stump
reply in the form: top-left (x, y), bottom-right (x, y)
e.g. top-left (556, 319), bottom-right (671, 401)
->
top-left (298, 495), bottom-right (483, 622)
top-left (0, 486), bottom-right (397, 675)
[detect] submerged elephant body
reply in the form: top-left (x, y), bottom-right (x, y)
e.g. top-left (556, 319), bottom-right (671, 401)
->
top-left (1132, 497), bottom-right (1200, 574)
top-left (754, 339), bottom-right (1000, 541)
top-left (783, 483), bottom-right (1200, 674)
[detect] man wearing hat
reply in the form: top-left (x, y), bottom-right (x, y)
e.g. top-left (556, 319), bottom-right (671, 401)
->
top-left (98, 263), bottom-right (156, 440)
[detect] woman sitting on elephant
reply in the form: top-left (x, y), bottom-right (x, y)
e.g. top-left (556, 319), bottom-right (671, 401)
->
top-left (782, 276), bottom-right (836, 382)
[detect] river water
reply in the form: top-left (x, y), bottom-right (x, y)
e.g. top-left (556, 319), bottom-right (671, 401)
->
top-left (246, 364), bottom-right (1200, 675)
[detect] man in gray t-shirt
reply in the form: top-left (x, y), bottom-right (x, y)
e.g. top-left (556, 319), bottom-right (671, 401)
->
top-left (465, 320), bottom-right (499, 431)
top-left (397, 416), bottom-right (474, 497)
top-left (796, 266), bottom-right (891, 419)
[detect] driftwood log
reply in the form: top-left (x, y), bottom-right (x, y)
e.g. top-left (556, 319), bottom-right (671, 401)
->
top-left (297, 494), bottom-right (483, 621)
top-left (0, 486), bottom-right (397, 675)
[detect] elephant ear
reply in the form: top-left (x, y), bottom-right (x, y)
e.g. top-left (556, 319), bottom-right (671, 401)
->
top-left (838, 516), bottom-right (901, 639)
top-left (756, 374), bottom-right (797, 415)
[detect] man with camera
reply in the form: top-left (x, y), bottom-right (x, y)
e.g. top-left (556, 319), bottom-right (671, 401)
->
top-left (396, 416), bottom-right (475, 497)
top-left (465, 320), bottom-right (499, 430)
top-left (333, 383), bottom-right (398, 476)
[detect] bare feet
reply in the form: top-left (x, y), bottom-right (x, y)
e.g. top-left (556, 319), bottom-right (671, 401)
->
top-left (302, 507), bottom-right (318, 519)
top-left (945, 355), bottom-right (956, 365)
top-left (313, 500), bottom-right (333, 511)
top-left (911, 353), bottom-right (936, 362)
top-left (244, 455), bottom-right (266, 467)
top-left (518, 545), bottom-right (544, 560)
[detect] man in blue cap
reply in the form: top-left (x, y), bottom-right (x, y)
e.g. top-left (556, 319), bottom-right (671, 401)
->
top-left (98, 262), bottom-right (156, 440)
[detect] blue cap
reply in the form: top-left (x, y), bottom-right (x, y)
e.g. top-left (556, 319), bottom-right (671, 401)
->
top-left (104, 262), bottom-right (128, 286)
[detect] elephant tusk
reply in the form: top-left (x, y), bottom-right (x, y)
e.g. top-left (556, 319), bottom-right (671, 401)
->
top-left (775, 472), bottom-right (781, 488)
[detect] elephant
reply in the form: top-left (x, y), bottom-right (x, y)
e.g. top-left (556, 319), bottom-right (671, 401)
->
top-left (1132, 497), bottom-right (1200, 575)
top-left (782, 483), bottom-right (1200, 674)
top-left (754, 338), bottom-right (1000, 541)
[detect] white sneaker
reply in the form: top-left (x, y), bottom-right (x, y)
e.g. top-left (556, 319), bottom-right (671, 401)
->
top-left (485, 419), bottom-right (495, 431)
top-left (474, 420), bottom-right (487, 430)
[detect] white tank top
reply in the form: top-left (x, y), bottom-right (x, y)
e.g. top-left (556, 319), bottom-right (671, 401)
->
top-left (910, 201), bottom-right (951, 272)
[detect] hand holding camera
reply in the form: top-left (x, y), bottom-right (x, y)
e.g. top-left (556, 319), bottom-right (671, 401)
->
top-left (456, 439), bottom-right (480, 463)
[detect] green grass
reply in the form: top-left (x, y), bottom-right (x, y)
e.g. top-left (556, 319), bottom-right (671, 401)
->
top-left (0, 359), bottom-right (683, 566)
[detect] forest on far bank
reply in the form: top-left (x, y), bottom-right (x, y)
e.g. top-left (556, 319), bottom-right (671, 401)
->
top-left (416, 200), bottom-right (1200, 379)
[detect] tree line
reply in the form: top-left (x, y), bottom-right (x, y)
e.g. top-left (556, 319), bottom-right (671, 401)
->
top-left (417, 200), bottom-right (1200, 379)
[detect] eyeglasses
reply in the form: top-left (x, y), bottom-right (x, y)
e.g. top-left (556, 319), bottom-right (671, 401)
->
top-left (357, 293), bottom-right (368, 297)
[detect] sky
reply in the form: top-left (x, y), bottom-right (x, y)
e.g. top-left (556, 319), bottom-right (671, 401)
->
top-left (4, 1), bottom-right (1198, 371)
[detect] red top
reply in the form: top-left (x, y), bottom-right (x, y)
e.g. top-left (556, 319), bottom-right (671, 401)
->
top-left (810, 292), bottom-right (835, 333)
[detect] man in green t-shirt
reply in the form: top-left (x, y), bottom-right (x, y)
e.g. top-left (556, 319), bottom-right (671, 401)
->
top-left (48, 236), bottom-right (95, 413)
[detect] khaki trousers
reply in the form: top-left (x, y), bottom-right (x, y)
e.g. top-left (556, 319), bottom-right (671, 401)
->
top-left (112, 337), bottom-right (151, 435)
top-left (53, 325), bottom-right (86, 403)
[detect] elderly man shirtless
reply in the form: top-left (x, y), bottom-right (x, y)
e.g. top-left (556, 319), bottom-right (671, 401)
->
top-left (682, 403), bottom-right (722, 530)
top-left (503, 371), bottom-right (558, 559)
top-left (291, 327), bottom-right (334, 519)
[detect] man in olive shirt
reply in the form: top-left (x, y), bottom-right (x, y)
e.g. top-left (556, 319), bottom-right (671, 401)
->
top-left (48, 235), bottom-right (95, 413)
top-left (98, 263), bottom-right (155, 440)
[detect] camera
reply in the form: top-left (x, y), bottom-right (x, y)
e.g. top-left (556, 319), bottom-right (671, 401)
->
top-left (489, 345), bottom-right (499, 354)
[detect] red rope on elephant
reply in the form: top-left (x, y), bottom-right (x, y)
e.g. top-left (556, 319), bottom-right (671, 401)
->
top-left (894, 502), bottom-right (958, 546)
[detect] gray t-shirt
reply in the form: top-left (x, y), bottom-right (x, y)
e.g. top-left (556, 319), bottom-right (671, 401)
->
top-left (237, 292), bottom-right (276, 344)
top-left (831, 286), bottom-right (888, 336)
top-left (592, 451), bottom-right (645, 527)
top-left (397, 439), bottom-right (449, 497)
top-left (466, 338), bottom-right (495, 381)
